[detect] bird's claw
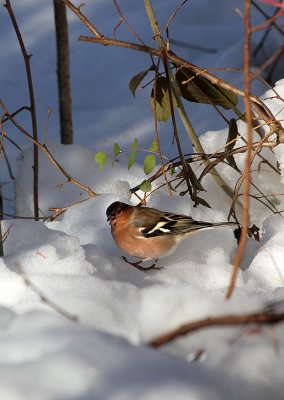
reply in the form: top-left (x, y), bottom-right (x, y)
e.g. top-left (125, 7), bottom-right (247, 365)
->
top-left (121, 256), bottom-right (162, 272)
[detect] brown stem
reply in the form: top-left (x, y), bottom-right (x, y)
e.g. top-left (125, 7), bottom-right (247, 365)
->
top-left (130, 139), bottom-right (276, 195)
top-left (226, 0), bottom-right (252, 300)
top-left (0, 99), bottom-right (97, 198)
top-left (149, 310), bottom-right (284, 347)
top-left (78, 34), bottom-right (284, 143)
top-left (61, 0), bottom-right (103, 37)
top-left (16, 262), bottom-right (78, 322)
top-left (4, 1), bottom-right (39, 220)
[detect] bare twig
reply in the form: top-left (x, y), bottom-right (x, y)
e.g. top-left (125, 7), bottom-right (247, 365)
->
top-left (4, 0), bottom-right (39, 221)
top-left (251, 0), bottom-right (284, 37)
top-left (252, 44), bottom-right (284, 79)
top-left (2, 146), bottom-right (15, 180)
top-left (49, 196), bottom-right (92, 221)
top-left (0, 99), bottom-right (97, 198)
top-left (43, 109), bottom-right (52, 146)
top-left (61, 0), bottom-right (103, 38)
top-left (165, 0), bottom-right (188, 32)
top-left (152, 62), bottom-right (172, 195)
top-left (149, 309), bottom-right (284, 347)
top-left (226, 0), bottom-right (253, 299)
top-left (16, 262), bottom-right (78, 322)
top-left (78, 33), bottom-right (284, 143)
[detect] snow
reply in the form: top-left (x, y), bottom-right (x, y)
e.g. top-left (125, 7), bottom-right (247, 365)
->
top-left (1, 0), bottom-right (284, 399)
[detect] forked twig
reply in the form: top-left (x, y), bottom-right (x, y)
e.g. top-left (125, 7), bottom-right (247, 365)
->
top-left (0, 99), bottom-right (97, 199)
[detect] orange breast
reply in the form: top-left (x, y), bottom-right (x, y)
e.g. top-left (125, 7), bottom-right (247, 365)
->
top-left (111, 224), bottom-right (178, 260)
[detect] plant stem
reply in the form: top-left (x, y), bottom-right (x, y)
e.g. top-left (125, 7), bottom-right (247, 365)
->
top-left (5, 1), bottom-right (39, 221)
top-left (226, 0), bottom-right (253, 299)
top-left (144, 0), bottom-right (238, 204)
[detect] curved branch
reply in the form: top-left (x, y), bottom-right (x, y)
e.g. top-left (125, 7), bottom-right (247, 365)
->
top-left (0, 99), bottom-right (97, 198)
top-left (149, 310), bottom-right (284, 347)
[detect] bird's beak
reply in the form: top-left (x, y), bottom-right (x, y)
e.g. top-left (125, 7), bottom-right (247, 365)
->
top-left (107, 214), bottom-right (114, 225)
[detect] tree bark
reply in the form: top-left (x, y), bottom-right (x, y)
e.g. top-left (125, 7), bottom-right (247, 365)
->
top-left (54, 0), bottom-right (73, 144)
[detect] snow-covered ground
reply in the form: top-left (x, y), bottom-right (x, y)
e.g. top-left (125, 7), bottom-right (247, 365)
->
top-left (1, 1), bottom-right (284, 399)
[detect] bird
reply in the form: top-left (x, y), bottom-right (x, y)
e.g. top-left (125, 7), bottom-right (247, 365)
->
top-left (106, 201), bottom-right (237, 271)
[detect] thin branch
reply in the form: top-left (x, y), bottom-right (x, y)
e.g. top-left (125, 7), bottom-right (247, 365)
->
top-left (78, 35), bottom-right (284, 143)
top-left (43, 109), bottom-right (52, 146)
top-left (16, 262), bottom-right (78, 322)
top-left (149, 309), bottom-right (284, 347)
top-left (0, 99), bottom-right (97, 198)
top-left (252, 44), bottom-right (284, 79)
top-left (165, 0), bottom-right (188, 32)
top-left (226, 0), bottom-right (253, 299)
top-left (4, 0), bottom-right (39, 221)
top-left (130, 139), bottom-right (276, 194)
top-left (61, 0), bottom-right (103, 38)
top-left (49, 196), bottom-right (92, 221)
top-left (251, 0), bottom-right (284, 36)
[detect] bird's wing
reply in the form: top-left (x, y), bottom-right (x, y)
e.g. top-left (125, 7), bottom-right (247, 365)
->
top-left (133, 209), bottom-right (213, 238)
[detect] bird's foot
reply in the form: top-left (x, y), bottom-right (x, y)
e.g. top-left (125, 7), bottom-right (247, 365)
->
top-left (121, 256), bottom-right (162, 272)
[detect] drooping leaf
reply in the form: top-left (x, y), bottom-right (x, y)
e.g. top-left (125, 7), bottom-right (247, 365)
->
top-left (113, 143), bottom-right (121, 157)
top-left (148, 138), bottom-right (158, 152)
top-left (95, 151), bottom-right (108, 171)
top-left (128, 152), bottom-right (136, 170)
top-left (150, 76), bottom-right (178, 122)
top-left (144, 154), bottom-right (156, 175)
top-left (194, 196), bottom-right (211, 208)
top-left (225, 119), bottom-right (240, 172)
top-left (175, 67), bottom-right (238, 110)
top-left (139, 180), bottom-right (152, 192)
top-left (186, 163), bottom-right (205, 191)
top-left (226, 119), bottom-right (238, 152)
top-left (129, 65), bottom-right (154, 97)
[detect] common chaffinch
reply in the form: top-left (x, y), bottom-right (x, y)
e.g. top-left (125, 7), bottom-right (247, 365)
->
top-left (106, 201), bottom-right (236, 271)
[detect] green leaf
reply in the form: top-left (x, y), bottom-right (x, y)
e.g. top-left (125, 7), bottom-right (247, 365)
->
top-left (129, 67), bottom-right (151, 97)
top-left (113, 143), bottom-right (121, 157)
top-left (175, 67), bottom-right (238, 110)
top-left (95, 151), bottom-right (108, 171)
top-left (150, 76), bottom-right (178, 122)
top-left (132, 138), bottom-right (139, 152)
top-left (148, 139), bottom-right (157, 152)
top-left (139, 180), bottom-right (152, 192)
top-left (169, 167), bottom-right (175, 176)
top-left (226, 119), bottom-right (240, 172)
top-left (144, 154), bottom-right (156, 175)
top-left (128, 152), bottom-right (136, 170)
top-left (127, 139), bottom-right (139, 170)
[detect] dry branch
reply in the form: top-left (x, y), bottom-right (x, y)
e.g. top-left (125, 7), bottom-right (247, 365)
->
top-left (226, 0), bottom-right (253, 299)
top-left (4, 0), bottom-right (39, 220)
top-left (149, 310), bottom-right (284, 347)
top-left (0, 99), bottom-right (97, 199)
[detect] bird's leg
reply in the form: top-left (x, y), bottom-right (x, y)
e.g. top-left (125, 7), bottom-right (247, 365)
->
top-left (121, 256), bottom-right (161, 272)
top-left (147, 259), bottom-right (162, 270)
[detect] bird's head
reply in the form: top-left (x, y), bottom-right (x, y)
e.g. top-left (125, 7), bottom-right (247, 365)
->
top-left (106, 201), bottom-right (129, 226)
